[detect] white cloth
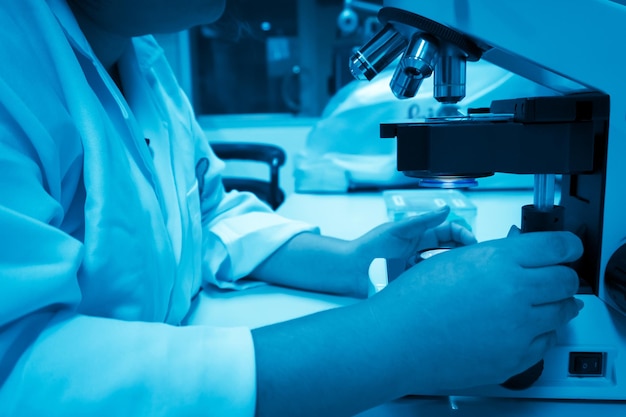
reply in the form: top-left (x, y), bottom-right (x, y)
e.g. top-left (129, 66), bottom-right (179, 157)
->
top-left (0, 1), bottom-right (316, 416)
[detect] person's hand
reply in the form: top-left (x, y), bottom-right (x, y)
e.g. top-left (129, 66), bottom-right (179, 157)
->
top-left (507, 224), bottom-right (522, 237)
top-left (366, 231), bottom-right (584, 392)
top-left (352, 206), bottom-right (476, 268)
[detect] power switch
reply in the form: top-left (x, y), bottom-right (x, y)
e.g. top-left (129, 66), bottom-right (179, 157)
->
top-left (568, 352), bottom-right (605, 376)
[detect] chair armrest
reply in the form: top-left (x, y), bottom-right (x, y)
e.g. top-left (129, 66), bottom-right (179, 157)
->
top-left (211, 142), bottom-right (286, 167)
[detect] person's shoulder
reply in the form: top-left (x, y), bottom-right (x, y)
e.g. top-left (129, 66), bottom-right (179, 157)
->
top-left (0, 0), bottom-right (67, 73)
top-left (0, 1), bottom-right (82, 157)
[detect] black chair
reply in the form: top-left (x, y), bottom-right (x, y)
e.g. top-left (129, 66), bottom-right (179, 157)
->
top-left (211, 142), bottom-right (287, 210)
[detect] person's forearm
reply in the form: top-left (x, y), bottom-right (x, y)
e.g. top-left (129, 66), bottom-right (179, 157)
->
top-left (249, 210), bottom-right (457, 297)
top-left (252, 298), bottom-right (412, 417)
top-left (250, 232), bottom-right (371, 298)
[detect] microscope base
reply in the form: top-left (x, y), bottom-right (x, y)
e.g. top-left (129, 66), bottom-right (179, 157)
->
top-left (429, 294), bottom-right (626, 400)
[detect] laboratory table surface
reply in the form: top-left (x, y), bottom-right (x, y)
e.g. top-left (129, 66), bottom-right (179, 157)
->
top-left (188, 189), bottom-right (626, 417)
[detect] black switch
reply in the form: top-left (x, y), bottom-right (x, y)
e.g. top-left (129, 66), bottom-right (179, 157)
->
top-left (569, 352), bottom-right (605, 376)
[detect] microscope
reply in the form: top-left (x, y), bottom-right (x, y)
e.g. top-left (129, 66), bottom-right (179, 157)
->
top-left (350, 0), bottom-right (626, 400)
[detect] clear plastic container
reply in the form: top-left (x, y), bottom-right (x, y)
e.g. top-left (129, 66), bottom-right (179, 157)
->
top-left (383, 189), bottom-right (477, 231)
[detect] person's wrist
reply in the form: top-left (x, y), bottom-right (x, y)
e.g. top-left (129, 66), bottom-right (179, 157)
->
top-left (343, 239), bottom-right (372, 298)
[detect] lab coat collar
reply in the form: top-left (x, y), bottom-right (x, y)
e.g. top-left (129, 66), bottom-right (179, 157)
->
top-left (46, 0), bottom-right (96, 61)
top-left (47, 0), bottom-right (164, 74)
top-left (132, 36), bottom-right (164, 74)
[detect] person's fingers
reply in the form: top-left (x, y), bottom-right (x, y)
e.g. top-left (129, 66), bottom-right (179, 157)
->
top-left (357, 206), bottom-right (451, 261)
top-left (507, 225), bottom-right (521, 237)
top-left (515, 330), bottom-right (559, 376)
top-left (504, 231), bottom-right (583, 268)
top-left (518, 265), bottom-right (580, 305)
top-left (390, 206), bottom-right (450, 240)
top-left (575, 297), bottom-right (584, 310)
top-left (525, 297), bottom-right (583, 335)
top-left (431, 222), bottom-right (476, 246)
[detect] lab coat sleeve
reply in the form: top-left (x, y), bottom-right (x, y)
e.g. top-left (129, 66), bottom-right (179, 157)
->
top-left (1, 313), bottom-right (257, 417)
top-left (190, 121), bottom-right (320, 286)
top-left (138, 34), bottom-right (320, 287)
top-left (0, 212), bottom-right (256, 417)
top-left (0, 79), bottom-right (256, 417)
top-left (0, 166), bottom-right (256, 417)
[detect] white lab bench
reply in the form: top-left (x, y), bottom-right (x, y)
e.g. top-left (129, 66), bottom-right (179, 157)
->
top-left (189, 190), bottom-right (626, 416)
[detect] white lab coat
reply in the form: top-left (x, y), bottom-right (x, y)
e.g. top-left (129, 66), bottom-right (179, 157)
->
top-left (0, 1), bottom-right (315, 416)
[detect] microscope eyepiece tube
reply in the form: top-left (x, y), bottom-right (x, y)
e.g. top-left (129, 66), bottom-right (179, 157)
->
top-left (434, 43), bottom-right (467, 104)
top-left (349, 23), bottom-right (408, 81)
top-left (390, 33), bottom-right (439, 99)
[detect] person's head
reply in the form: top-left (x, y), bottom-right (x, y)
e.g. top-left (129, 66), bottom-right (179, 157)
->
top-left (67, 0), bottom-right (227, 37)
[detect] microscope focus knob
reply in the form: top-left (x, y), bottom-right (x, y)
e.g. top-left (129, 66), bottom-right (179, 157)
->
top-left (605, 243), bottom-right (626, 315)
